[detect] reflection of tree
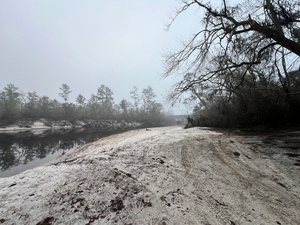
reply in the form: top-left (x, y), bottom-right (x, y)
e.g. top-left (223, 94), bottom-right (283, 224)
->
top-left (0, 146), bottom-right (14, 170)
top-left (0, 129), bottom-right (133, 173)
top-left (0, 138), bottom-right (21, 171)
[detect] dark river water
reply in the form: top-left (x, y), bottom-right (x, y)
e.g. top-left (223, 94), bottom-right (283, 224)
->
top-left (0, 128), bottom-right (136, 177)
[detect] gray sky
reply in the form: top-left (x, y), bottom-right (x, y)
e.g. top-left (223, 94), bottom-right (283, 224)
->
top-left (0, 0), bottom-right (200, 114)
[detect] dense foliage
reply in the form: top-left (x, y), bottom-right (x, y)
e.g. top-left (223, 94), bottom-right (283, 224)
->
top-left (191, 69), bottom-right (300, 127)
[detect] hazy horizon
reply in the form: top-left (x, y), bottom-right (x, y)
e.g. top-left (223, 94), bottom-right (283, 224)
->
top-left (0, 0), bottom-right (201, 114)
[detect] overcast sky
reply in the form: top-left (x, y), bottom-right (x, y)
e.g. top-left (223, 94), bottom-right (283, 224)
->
top-left (0, 0), bottom-right (201, 114)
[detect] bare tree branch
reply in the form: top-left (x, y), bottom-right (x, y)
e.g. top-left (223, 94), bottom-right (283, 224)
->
top-left (164, 0), bottom-right (300, 101)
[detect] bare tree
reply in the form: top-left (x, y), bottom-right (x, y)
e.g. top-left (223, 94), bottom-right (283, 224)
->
top-left (164, 0), bottom-right (300, 102)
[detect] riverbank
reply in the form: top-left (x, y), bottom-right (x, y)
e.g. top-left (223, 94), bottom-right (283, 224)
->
top-left (0, 127), bottom-right (300, 224)
top-left (0, 118), bottom-right (141, 133)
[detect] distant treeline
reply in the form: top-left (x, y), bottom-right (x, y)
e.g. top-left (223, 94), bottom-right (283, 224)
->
top-left (0, 83), bottom-right (173, 125)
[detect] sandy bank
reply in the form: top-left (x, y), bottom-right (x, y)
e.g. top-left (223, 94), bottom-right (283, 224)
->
top-left (0, 126), bottom-right (299, 224)
top-left (0, 119), bottom-right (141, 134)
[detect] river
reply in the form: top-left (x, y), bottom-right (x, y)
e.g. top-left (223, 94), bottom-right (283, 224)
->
top-left (0, 128), bottom-right (137, 177)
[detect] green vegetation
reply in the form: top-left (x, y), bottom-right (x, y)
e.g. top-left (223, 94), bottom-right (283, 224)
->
top-left (0, 84), bottom-right (169, 125)
top-left (165, 0), bottom-right (300, 128)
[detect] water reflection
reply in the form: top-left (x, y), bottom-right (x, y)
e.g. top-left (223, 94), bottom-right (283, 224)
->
top-left (0, 128), bottom-right (135, 177)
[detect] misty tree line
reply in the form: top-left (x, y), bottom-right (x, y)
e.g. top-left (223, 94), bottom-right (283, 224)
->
top-left (0, 83), bottom-right (166, 123)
